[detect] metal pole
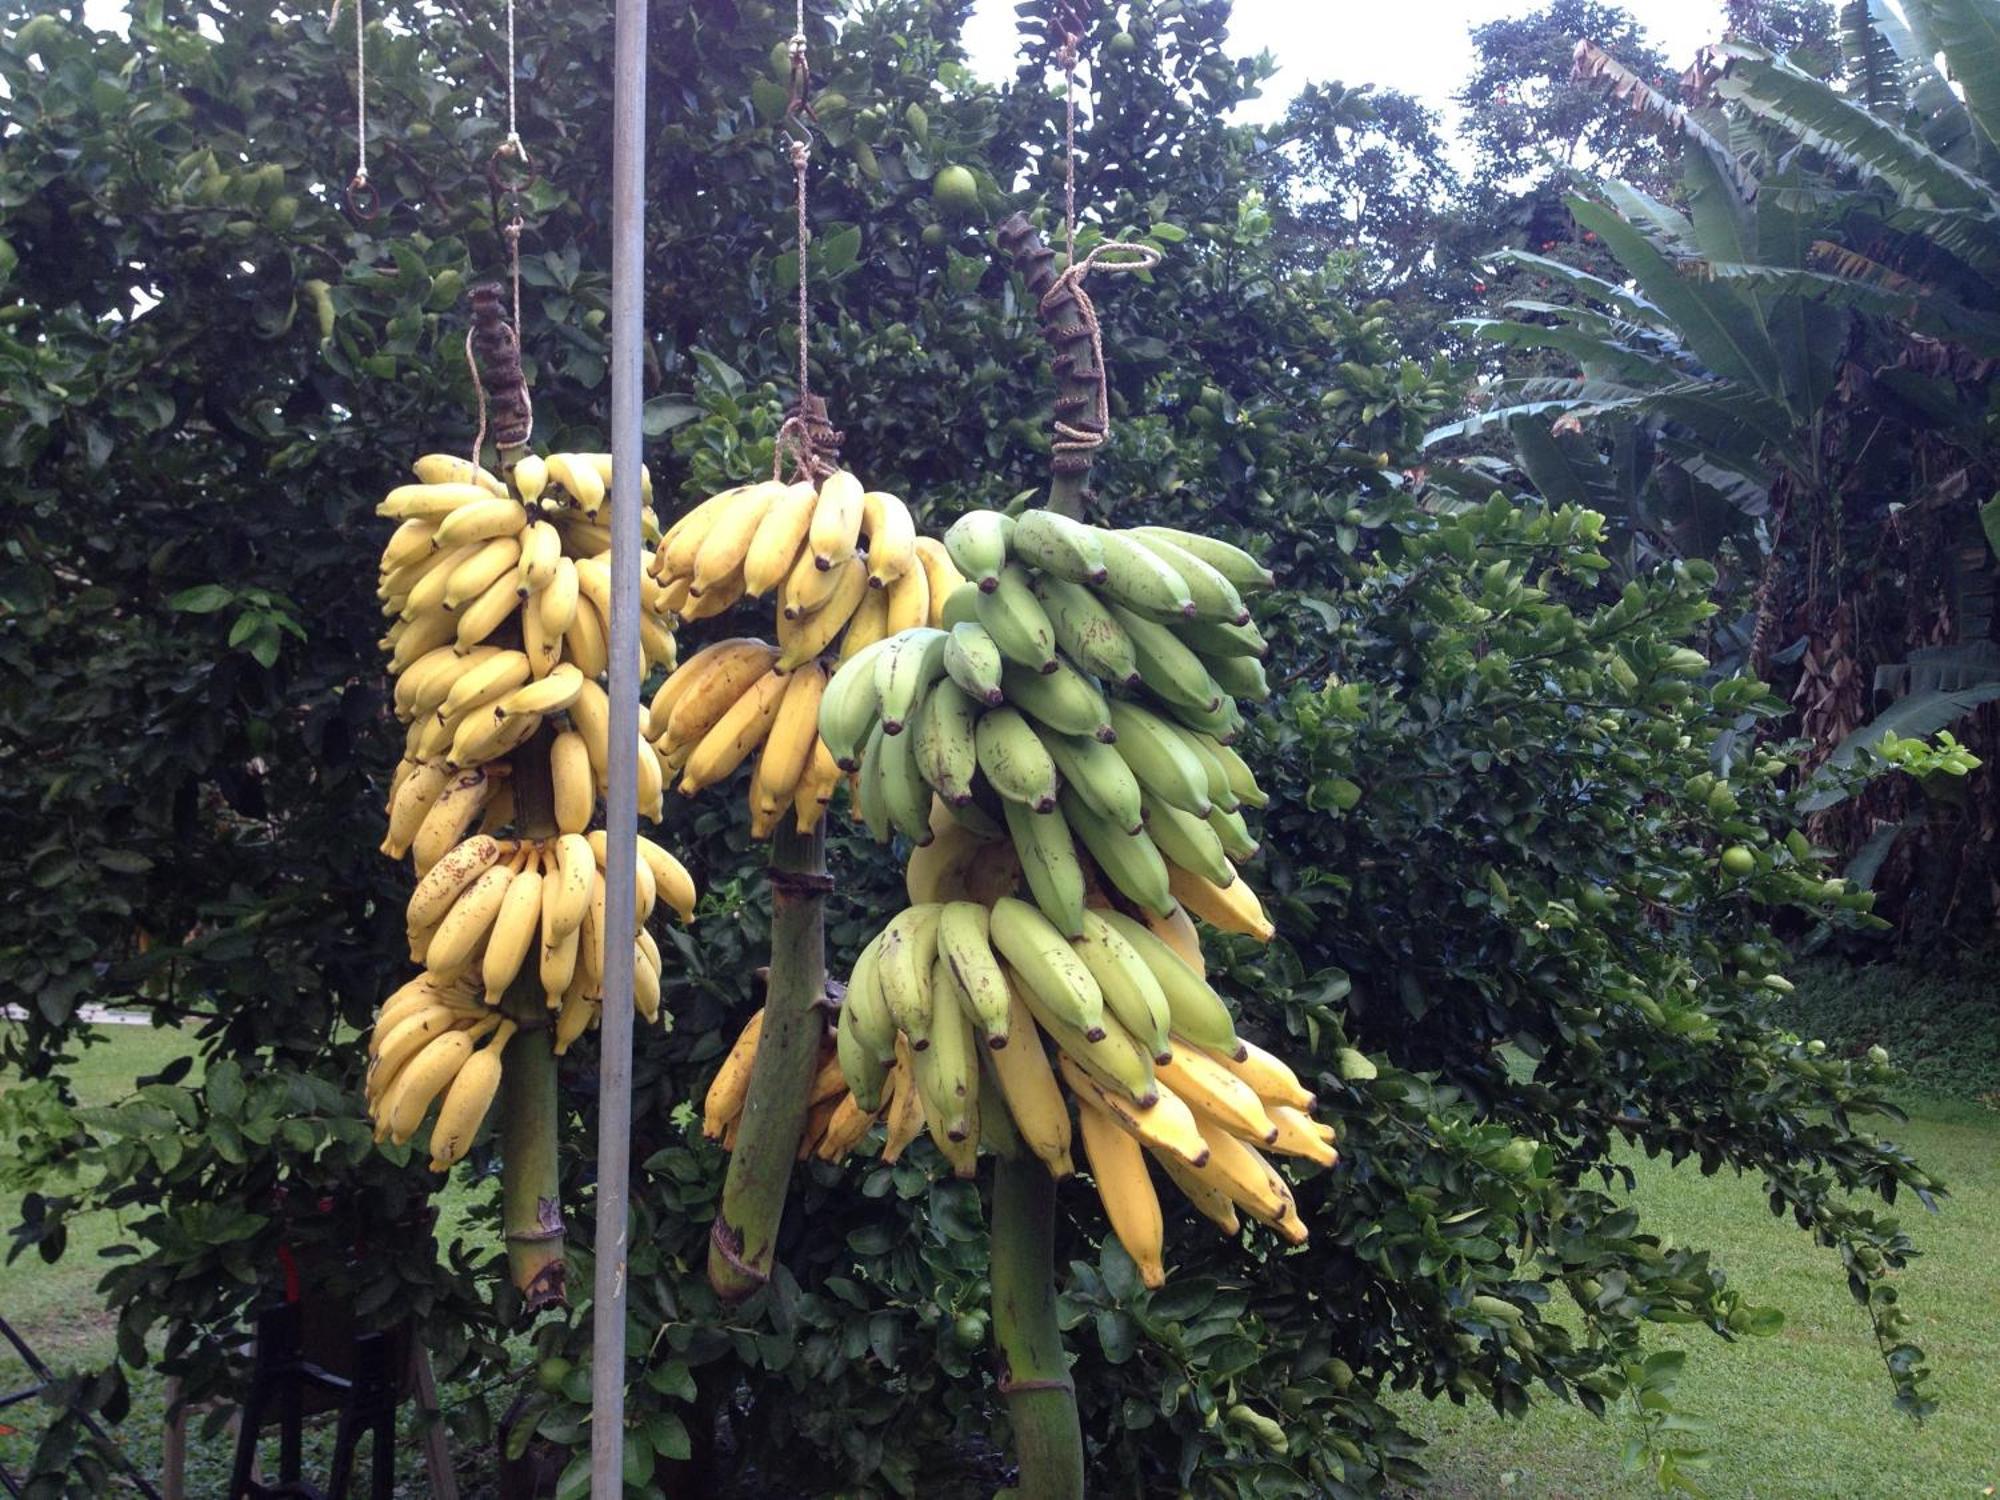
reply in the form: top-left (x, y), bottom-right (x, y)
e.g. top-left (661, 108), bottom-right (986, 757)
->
top-left (592, 0), bottom-right (647, 1482)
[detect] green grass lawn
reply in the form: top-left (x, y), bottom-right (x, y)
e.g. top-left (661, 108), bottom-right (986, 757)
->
top-left (1396, 1094), bottom-right (2000, 1499)
top-left (3, 1026), bottom-right (1996, 1497)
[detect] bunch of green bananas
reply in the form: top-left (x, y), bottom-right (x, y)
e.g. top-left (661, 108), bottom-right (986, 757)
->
top-left (365, 451), bottom-right (699, 1172)
top-left (643, 471), bottom-right (962, 837)
top-left (815, 508), bottom-right (1277, 942)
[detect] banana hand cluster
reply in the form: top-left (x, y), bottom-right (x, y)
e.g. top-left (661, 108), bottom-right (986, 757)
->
top-left (804, 882), bottom-right (1329, 1286)
top-left (645, 471), bottom-right (962, 837)
top-left (367, 451), bottom-right (699, 1172)
top-left (815, 507), bottom-right (1274, 943)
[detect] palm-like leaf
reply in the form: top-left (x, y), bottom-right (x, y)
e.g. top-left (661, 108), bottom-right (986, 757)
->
top-left (1493, 250), bottom-right (1662, 323)
top-left (1573, 40), bottom-right (1759, 200)
top-left (1713, 43), bottom-right (1994, 211)
top-left (1927, 0), bottom-right (2000, 160)
top-left (1455, 318), bottom-right (1700, 385)
top-left (1569, 194), bottom-right (1781, 394)
top-left (1840, 0), bottom-right (1907, 113)
top-left (1693, 260), bottom-right (2000, 355)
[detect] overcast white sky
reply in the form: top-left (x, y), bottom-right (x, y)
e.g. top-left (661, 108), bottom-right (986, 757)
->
top-left (960, 0), bottom-right (1730, 123)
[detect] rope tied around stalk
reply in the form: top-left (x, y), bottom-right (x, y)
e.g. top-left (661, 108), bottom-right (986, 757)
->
top-left (1039, 24), bottom-right (1159, 469)
top-left (771, 7), bottom-right (838, 486)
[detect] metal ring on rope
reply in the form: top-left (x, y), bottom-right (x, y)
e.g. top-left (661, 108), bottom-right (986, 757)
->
top-left (344, 174), bottom-right (380, 222)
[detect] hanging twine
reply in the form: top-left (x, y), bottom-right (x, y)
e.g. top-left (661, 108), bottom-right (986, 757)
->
top-left (465, 0), bottom-right (534, 467)
top-left (337, 0), bottom-right (377, 218)
top-left (771, 4), bottom-right (833, 486)
top-left (1042, 33), bottom-right (1159, 467)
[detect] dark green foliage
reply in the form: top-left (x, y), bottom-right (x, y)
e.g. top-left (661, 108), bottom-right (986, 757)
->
top-left (0, 0), bottom-right (1950, 1495)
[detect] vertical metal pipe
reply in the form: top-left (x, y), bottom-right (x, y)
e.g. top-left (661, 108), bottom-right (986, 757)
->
top-left (592, 0), bottom-right (647, 1484)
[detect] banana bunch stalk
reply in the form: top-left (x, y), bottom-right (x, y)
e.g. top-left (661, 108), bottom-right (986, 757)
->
top-left (363, 451), bottom-right (699, 1174)
top-left (813, 508), bottom-right (1275, 944)
top-left (645, 471), bottom-right (962, 838)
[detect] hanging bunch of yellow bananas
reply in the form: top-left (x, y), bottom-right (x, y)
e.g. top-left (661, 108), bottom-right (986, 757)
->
top-left (703, 502), bottom-right (1336, 1287)
top-left (365, 450), bottom-right (699, 1171)
top-left (644, 471), bottom-right (962, 837)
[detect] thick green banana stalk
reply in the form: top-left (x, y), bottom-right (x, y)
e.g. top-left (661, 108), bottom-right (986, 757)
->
top-left (709, 818), bottom-right (829, 1301)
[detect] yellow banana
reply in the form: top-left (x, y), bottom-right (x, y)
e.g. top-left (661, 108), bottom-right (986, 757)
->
top-left (546, 453), bottom-right (606, 517)
top-left (655, 486), bottom-right (749, 580)
top-left (453, 571), bottom-right (522, 654)
top-left (743, 480), bottom-right (820, 594)
top-left (569, 679), bottom-right (612, 791)
top-left (411, 454), bottom-right (508, 495)
top-left (808, 470), bottom-right (866, 570)
top-left (880, 1044), bottom-right (927, 1162)
top-left (433, 496), bottom-right (529, 551)
top-left (517, 519), bottom-right (562, 594)
top-left (411, 767), bottom-right (500, 875)
top-left (405, 835), bottom-right (506, 936)
top-left (512, 453), bottom-right (549, 505)
top-left (1146, 903), bottom-right (1207, 974)
top-left (550, 729), bottom-right (594, 834)
top-left (691, 480), bottom-right (782, 595)
top-left (813, 1090), bottom-right (880, 1163)
top-left (379, 481), bottom-right (495, 520)
top-left (1156, 1041), bottom-right (1280, 1145)
top-left (1168, 861), bottom-right (1275, 941)
top-left (384, 1025), bottom-right (486, 1145)
top-left (911, 536), bottom-right (966, 622)
top-left (860, 490), bottom-right (917, 587)
top-left (750, 661), bottom-right (828, 826)
top-left (544, 832), bottom-right (595, 943)
top-left (496, 662), bottom-right (585, 721)
top-left (540, 925), bottom-right (581, 1009)
top-left (565, 593), bottom-right (610, 679)
top-left (679, 667), bottom-right (789, 793)
top-left (552, 988), bottom-right (597, 1054)
top-left (380, 517), bottom-right (440, 573)
top-left (423, 862), bottom-right (517, 976)
top-left (1057, 1054), bottom-right (1210, 1169)
top-left (792, 739), bottom-right (844, 833)
top-left (481, 856), bottom-right (546, 1004)
top-left (382, 761), bottom-right (453, 859)
top-left (986, 996), bottom-right (1074, 1177)
top-left (702, 1008), bottom-right (765, 1138)
top-left (437, 649), bottom-right (533, 723)
top-left (1210, 1037), bottom-right (1316, 1113)
top-left (427, 1021), bottom-right (515, 1168)
top-left (637, 837), bottom-right (697, 922)
top-left (1152, 1146), bottom-right (1241, 1235)
top-left (1076, 1095), bottom-right (1168, 1288)
top-left (779, 540), bottom-right (851, 620)
top-left (1266, 1104), bottom-right (1337, 1167)
top-left (881, 557), bottom-right (931, 637)
top-left (776, 554), bottom-right (869, 669)
top-left (661, 641), bottom-right (781, 765)
top-left (441, 535), bottom-right (524, 610)
top-left (836, 584), bottom-right (891, 663)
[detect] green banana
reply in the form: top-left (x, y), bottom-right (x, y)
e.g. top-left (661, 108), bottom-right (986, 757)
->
top-left (943, 510), bottom-right (1013, 592)
top-left (1034, 574), bottom-right (1140, 687)
top-left (1200, 650), bottom-right (1270, 701)
top-left (988, 896), bottom-right (1104, 1039)
top-left (938, 900), bottom-right (1011, 1046)
top-left (1096, 909), bottom-right (1244, 1059)
top-left (1043, 731), bottom-right (1145, 833)
top-left (856, 722), bottom-right (892, 843)
top-left (1011, 509), bottom-right (1107, 584)
top-left (912, 677), bottom-right (980, 806)
top-left (845, 933), bottom-right (898, 1063)
top-left (1003, 797), bottom-right (1087, 938)
top-left (914, 955), bottom-right (977, 1140)
top-left (878, 714), bottom-right (935, 845)
top-left (1177, 617), bottom-right (1268, 659)
top-left (1126, 529), bottom-right (1249, 625)
top-left (820, 635), bottom-right (895, 770)
top-left (1165, 691), bottom-right (1242, 741)
top-left (1142, 790), bottom-right (1237, 887)
top-left (1075, 909), bottom-right (1173, 1063)
top-left (1000, 657), bottom-right (1114, 741)
top-left (1107, 700), bottom-right (1213, 815)
top-left (939, 582), bottom-right (982, 628)
top-left (1208, 804), bottom-right (1260, 861)
top-left (943, 621), bottom-right (1006, 705)
top-left (974, 564), bottom-right (1058, 674)
top-left (1059, 787), bottom-right (1175, 918)
top-left (1017, 984), bottom-right (1158, 1107)
top-left (1129, 525), bottom-right (1275, 592)
top-left (1206, 734), bottom-right (1268, 808)
top-left (1169, 721), bottom-right (1240, 812)
top-left (837, 993), bottom-right (892, 1111)
top-left (1110, 603), bottom-right (1224, 712)
top-left (1096, 529), bottom-right (1195, 620)
top-left (875, 626), bottom-right (949, 734)
top-left (975, 707), bottom-right (1060, 812)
